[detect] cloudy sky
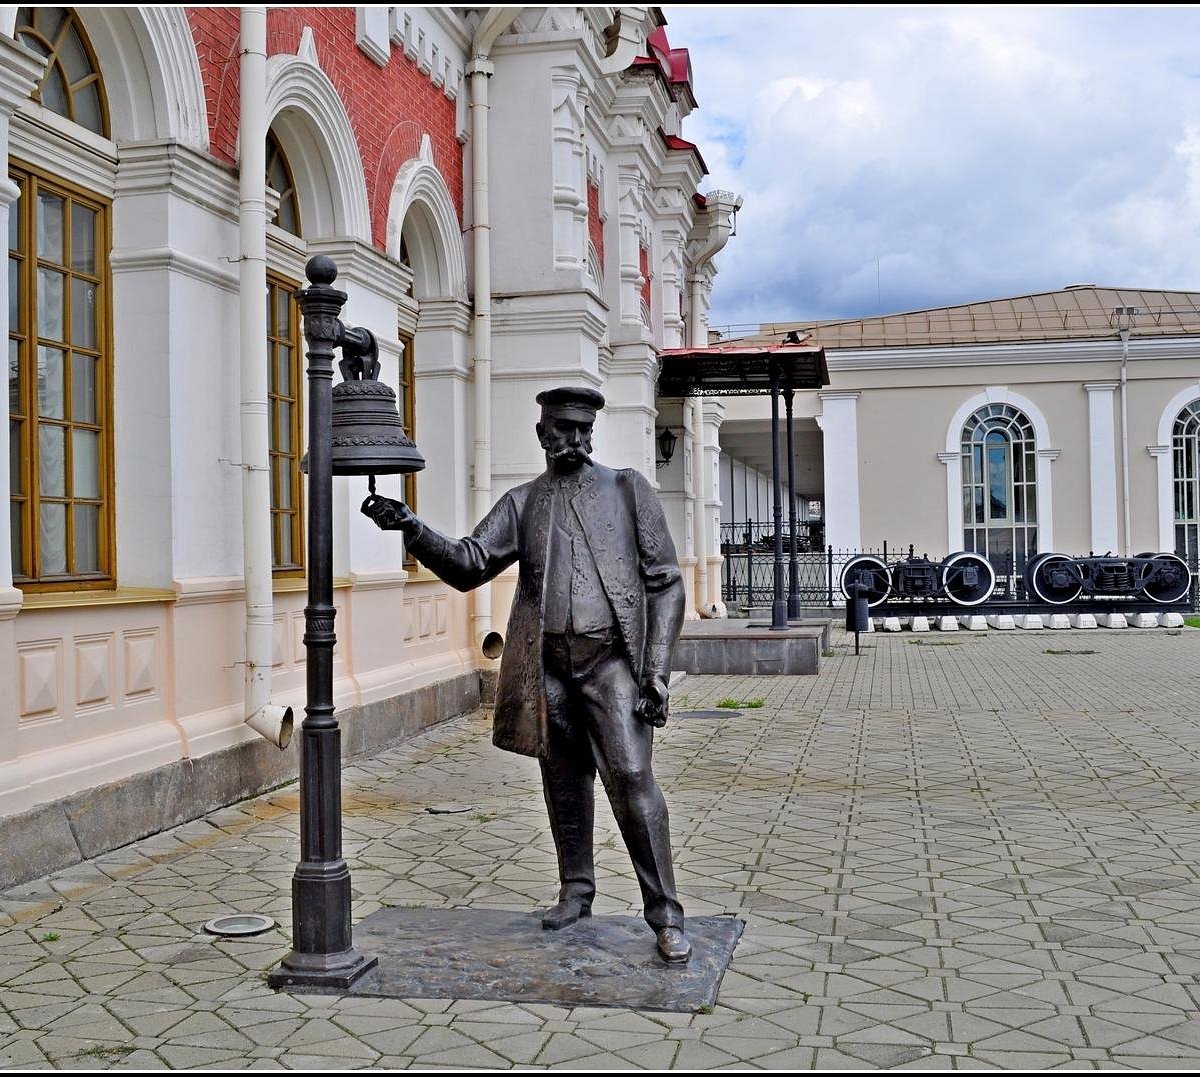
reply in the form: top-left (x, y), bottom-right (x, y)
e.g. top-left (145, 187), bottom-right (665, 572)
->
top-left (664, 5), bottom-right (1200, 329)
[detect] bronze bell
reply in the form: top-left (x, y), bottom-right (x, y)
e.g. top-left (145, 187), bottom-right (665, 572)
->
top-left (300, 326), bottom-right (425, 478)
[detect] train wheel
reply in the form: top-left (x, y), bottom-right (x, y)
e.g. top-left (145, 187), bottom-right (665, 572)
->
top-left (839, 555), bottom-right (891, 607)
top-left (1141, 553), bottom-right (1192, 604)
top-left (1025, 553), bottom-right (1083, 605)
top-left (939, 551), bottom-right (996, 606)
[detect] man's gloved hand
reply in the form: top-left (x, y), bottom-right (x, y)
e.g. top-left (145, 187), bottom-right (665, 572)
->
top-left (635, 675), bottom-right (669, 728)
top-left (360, 494), bottom-right (419, 534)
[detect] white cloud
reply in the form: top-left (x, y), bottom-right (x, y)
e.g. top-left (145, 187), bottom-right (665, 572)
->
top-left (664, 5), bottom-right (1200, 326)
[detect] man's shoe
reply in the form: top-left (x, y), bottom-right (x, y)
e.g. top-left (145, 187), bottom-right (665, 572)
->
top-left (656, 926), bottom-right (691, 963)
top-left (541, 899), bottom-right (591, 931)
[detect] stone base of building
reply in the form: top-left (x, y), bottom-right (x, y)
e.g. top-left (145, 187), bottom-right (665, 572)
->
top-left (0, 672), bottom-right (481, 893)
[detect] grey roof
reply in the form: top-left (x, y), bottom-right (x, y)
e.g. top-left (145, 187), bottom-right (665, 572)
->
top-left (728, 286), bottom-right (1200, 349)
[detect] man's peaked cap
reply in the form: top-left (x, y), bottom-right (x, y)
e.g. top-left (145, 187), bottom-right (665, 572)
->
top-left (536, 386), bottom-right (605, 421)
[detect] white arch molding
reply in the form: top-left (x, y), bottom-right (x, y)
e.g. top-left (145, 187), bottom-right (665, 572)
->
top-left (264, 52), bottom-right (371, 242)
top-left (1151, 382), bottom-right (1200, 552)
top-left (385, 134), bottom-right (466, 301)
top-left (2, 6), bottom-right (208, 148)
top-left (940, 387), bottom-right (1058, 554)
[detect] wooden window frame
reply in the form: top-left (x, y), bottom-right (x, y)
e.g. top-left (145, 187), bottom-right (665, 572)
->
top-left (14, 7), bottom-right (110, 139)
top-left (9, 159), bottom-right (114, 592)
top-left (267, 271), bottom-right (304, 577)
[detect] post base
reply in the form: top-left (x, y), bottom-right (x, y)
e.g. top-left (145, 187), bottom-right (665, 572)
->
top-left (268, 948), bottom-right (378, 991)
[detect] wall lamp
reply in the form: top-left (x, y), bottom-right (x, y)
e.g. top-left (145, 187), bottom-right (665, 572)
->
top-left (656, 426), bottom-right (679, 470)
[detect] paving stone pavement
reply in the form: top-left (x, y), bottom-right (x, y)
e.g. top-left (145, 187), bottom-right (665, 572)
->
top-left (4, 625), bottom-right (1200, 1069)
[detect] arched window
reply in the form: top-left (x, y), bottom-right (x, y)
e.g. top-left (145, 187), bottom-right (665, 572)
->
top-left (264, 131), bottom-right (303, 572)
top-left (9, 8), bottom-right (113, 589)
top-left (266, 130), bottom-right (301, 237)
top-left (14, 7), bottom-right (109, 137)
top-left (1172, 399), bottom-right (1200, 564)
top-left (961, 404), bottom-right (1038, 569)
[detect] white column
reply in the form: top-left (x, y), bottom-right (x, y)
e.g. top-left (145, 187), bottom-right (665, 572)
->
top-left (1148, 445), bottom-right (1173, 552)
top-left (701, 399), bottom-right (727, 614)
top-left (1085, 383), bottom-right (1119, 553)
top-left (0, 38), bottom-right (42, 606)
top-left (815, 391), bottom-right (862, 550)
top-left (937, 451), bottom-right (962, 553)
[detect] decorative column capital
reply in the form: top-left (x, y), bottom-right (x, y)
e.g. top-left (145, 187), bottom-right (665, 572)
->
top-left (1037, 447), bottom-right (1062, 461)
top-left (936, 451), bottom-right (959, 465)
top-left (0, 36), bottom-right (44, 118)
top-left (1083, 382), bottom-right (1119, 394)
top-left (1147, 444), bottom-right (1171, 458)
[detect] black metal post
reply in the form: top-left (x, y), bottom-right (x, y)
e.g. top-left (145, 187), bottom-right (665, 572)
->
top-left (784, 387), bottom-right (800, 620)
top-left (769, 359), bottom-right (787, 630)
top-left (744, 527), bottom-right (753, 608)
top-left (269, 256), bottom-right (376, 990)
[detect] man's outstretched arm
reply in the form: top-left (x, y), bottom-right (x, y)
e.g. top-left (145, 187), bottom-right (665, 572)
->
top-left (361, 492), bottom-right (520, 592)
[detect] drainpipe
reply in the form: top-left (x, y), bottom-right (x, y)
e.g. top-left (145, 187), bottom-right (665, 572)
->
top-left (239, 7), bottom-right (292, 748)
top-left (1119, 326), bottom-right (1132, 557)
top-left (468, 8), bottom-right (520, 657)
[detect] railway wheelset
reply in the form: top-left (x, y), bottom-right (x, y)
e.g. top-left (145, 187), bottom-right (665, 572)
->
top-left (840, 550), bottom-right (1192, 609)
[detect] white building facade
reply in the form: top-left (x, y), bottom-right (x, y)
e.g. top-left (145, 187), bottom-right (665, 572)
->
top-left (0, 5), bottom-right (737, 880)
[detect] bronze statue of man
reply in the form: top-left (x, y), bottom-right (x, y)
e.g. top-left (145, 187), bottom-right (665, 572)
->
top-left (360, 387), bottom-right (690, 963)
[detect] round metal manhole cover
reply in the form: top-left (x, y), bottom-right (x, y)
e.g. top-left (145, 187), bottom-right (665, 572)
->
top-left (203, 914), bottom-right (276, 937)
top-left (674, 710), bottom-right (742, 719)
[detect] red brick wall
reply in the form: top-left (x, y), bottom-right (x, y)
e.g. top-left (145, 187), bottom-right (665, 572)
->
top-left (639, 244), bottom-right (652, 309)
top-left (587, 181), bottom-right (604, 272)
top-left (185, 8), bottom-right (463, 251)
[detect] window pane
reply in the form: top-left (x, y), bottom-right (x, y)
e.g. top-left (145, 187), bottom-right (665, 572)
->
top-left (35, 8), bottom-right (67, 44)
top-left (987, 439), bottom-right (1009, 521)
top-left (10, 502), bottom-right (22, 577)
top-left (38, 423), bottom-right (66, 496)
top-left (974, 486), bottom-right (984, 524)
top-left (37, 192), bottom-right (64, 264)
top-left (274, 343), bottom-right (291, 395)
top-left (9, 419), bottom-right (21, 493)
top-left (39, 501), bottom-right (66, 574)
top-left (57, 22), bottom-right (91, 85)
top-left (42, 67), bottom-right (70, 116)
top-left (274, 456), bottom-right (292, 509)
top-left (278, 515), bottom-right (293, 566)
top-left (72, 352), bottom-right (95, 423)
top-left (274, 288), bottom-right (290, 334)
top-left (1014, 485), bottom-right (1024, 524)
top-left (72, 503), bottom-right (99, 573)
top-left (8, 339), bottom-right (19, 415)
top-left (72, 428), bottom-right (98, 498)
top-left (275, 400), bottom-right (291, 453)
top-left (8, 258), bottom-right (18, 330)
top-left (71, 278), bottom-right (96, 347)
top-left (71, 204), bottom-right (95, 274)
top-left (37, 346), bottom-right (65, 418)
top-left (38, 268), bottom-right (64, 339)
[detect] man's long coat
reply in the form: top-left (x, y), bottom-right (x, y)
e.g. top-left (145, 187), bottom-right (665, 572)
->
top-left (405, 463), bottom-right (685, 758)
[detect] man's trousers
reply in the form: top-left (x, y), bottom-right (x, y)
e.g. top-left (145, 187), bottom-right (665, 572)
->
top-left (540, 631), bottom-right (685, 931)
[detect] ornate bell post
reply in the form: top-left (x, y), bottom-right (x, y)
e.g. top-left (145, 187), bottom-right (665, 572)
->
top-left (269, 255), bottom-right (424, 990)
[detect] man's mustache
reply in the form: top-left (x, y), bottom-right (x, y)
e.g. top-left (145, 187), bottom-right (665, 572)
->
top-left (549, 445), bottom-right (593, 466)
